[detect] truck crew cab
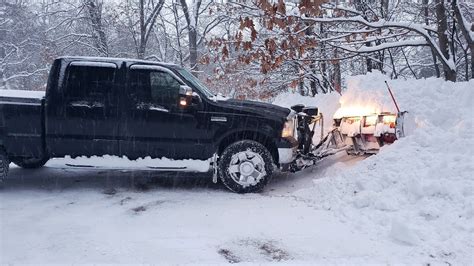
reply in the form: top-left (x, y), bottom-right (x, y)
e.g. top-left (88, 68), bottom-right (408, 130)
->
top-left (0, 57), bottom-right (299, 193)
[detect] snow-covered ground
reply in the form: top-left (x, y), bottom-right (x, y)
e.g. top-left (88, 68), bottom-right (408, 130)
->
top-left (1, 155), bottom-right (374, 264)
top-left (1, 73), bottom-right (473, 264)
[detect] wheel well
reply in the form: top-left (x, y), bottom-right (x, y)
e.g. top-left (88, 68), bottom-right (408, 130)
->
top-left (218, 131), bottom-right (279, 164)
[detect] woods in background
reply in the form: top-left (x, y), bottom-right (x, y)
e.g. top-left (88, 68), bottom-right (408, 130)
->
top-left (1, 0), bottom-right (473, 99)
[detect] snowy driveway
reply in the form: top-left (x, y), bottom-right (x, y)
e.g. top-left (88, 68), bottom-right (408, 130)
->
top-left (0, 155), bottom-right (448, 264)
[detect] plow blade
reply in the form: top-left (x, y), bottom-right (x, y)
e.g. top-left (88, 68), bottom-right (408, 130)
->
top-left (289, 104), bottom-right (409, 171)
top-left (334, 111), bottom-right (408, 155)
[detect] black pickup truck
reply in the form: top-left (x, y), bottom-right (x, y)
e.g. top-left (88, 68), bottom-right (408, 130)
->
top-left (0, 56), bottom-right (302, 193)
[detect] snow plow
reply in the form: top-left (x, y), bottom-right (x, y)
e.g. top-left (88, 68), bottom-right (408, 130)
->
top-left (290, 82), bottom-right (408, 171)
top-left (333, 111), bottom-right (408, 155)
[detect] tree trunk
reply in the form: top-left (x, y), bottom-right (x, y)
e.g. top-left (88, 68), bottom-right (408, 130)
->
top-left (319, 23), bottom-right (329, 91)
top-left (453, 0), bottom-right (474, 79)
top-left (309, 65), bottom-right (318, 95)
top-left (435, 0), bottom-right (456, 81)
top-left (138, 42), bottom-right (146, 59)
top-left (331, 0), bottom-right (342, 93)
top-left (333, 49), bottom-right (341, 94)
top-left (0, 23), bottom-right (6, 89)
top-left (423, 0), bottom-right (441, 77)
top-left (471, 41), bottom-right (474, 79)
top-left (376, 41), bottom-right (384, 72)
top-left (172, 1), bottom-right (184, 66)
top-left (388, 48), bottom-right (398, 79)
top-left (138, 0), bottom-right (146, 59)
top-left (298, 78), bottom-right (305, 96)
top-left (85, 0), bottom-right (109, 56)
top-left (188, 27), bottom-right (199, 75)
top-left (304, 20), bottom-right (318, 95)
top-left (366, 53), bottom-right (373, 72)
top-left (0, 45), bottom-right (5, 89)
top-left (179, 0), bottom-right (202, 76)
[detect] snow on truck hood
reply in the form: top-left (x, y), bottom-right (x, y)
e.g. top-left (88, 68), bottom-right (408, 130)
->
top-left (219, 98), bottom-right (291, 119)
top-left (0, 89), bottom-right (45, 99)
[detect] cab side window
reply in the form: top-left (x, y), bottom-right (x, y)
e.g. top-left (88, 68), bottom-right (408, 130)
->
top-left (130, 69), bottom-right (181, 109)
top-left (65, 65), bottom-right (116, 104)
top-left (150, 71), bottom-right (181, 106)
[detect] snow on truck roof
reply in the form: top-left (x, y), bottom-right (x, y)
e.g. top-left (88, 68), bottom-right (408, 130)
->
top-left (0, 89), bottom-right (45, 99)
top-left (58, 56), bottom-right (180, 68)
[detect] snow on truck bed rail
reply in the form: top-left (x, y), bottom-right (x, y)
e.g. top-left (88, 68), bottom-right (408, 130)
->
top-left (274, 72), bottom-right (473, 264)
top-left (0, 89), bottom-right (45, 99)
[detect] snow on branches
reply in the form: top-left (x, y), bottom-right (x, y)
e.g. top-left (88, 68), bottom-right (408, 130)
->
top-left (205, 0), bottom-right (472, 98)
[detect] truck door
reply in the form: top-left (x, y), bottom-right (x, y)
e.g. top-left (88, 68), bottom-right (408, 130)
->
top-left (46, 62), bottom-right (120, 157)
top-left (119, 65), bottom-right (211, 160)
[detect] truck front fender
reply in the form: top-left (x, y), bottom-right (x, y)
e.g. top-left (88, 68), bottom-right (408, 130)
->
top-left (216, 128), bottom-right (279, 164)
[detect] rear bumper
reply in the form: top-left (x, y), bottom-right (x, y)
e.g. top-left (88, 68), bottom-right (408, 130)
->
top-left (276, 137), bottom-right (298, 169)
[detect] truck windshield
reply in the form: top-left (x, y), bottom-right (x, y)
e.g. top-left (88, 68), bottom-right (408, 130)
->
top-left (176, 68), bottom-right (215, 99)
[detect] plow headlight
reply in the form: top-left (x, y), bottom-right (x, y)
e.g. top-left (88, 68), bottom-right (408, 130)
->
top-left (282, 119), bottom-right (295, 138)
top-left (364, 115), bottom-right (378, 127)
top-left (382, 115), bottom-right (397, 128)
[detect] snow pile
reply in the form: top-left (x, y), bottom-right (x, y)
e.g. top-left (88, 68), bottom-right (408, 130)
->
top-left (283, 72), bottom-right (473, 263)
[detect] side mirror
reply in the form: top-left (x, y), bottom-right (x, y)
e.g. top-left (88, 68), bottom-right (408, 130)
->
top-left (179, 85), bottom-right (193, 108)
top-left (191, 91), bottom-right (202, 105)
top-left (291, 104), bottom-right (305, 113)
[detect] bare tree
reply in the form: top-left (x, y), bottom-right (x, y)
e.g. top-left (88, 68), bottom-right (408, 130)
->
top-left (453, 0), bottom-right (474, 78)
top-left (179, 0), bottom-right (202, 74)
top-left (2, 0), bottom-right (471, 95)
top-left (435, 0), bottom-right (456, 81)
top-left (1, 1), bottom-right (49, 90)
top-left (122, 0), bottom-right (166, 59)
top-left (84, 0), bottom-right (109, 56)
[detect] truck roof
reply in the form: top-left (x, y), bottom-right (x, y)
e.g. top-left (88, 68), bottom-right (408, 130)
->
top-left (57, 56), bottom-right (181, 68)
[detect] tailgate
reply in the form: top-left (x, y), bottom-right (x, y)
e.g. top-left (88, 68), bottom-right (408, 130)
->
top-left (0, 95), bottom-right (45, 158)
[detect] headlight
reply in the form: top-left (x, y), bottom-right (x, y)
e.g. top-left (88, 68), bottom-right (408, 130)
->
top-left (281, 119), bottom-right (295, 138)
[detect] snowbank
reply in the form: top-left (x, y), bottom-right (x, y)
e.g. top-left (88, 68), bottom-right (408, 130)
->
top-left (275, 72), bottom-right (474, 264)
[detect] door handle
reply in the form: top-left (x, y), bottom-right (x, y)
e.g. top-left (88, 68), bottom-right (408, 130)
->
top-left (149, 106), bottom-right (169, 113)
top-left (136, 103), bottom-right (169, 113)
top-left (69, 101), bottom-right (105, 109)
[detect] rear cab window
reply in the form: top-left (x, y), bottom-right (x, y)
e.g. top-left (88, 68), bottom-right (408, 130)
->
top-left (64, 61), bottom-right (117, 107)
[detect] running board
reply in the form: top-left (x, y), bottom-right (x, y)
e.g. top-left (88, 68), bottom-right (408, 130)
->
top-left (65, 164), bottom-right (94, 168)
top-left (146, 166), bottom-right (187, 170)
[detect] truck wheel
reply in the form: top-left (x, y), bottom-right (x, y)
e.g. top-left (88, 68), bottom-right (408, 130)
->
top-left (219, 140), bottom-right (274, 193)
top-left (12, 157), bottom-right (49, 169)
top-left (0, 150), bottom-right (9, 182)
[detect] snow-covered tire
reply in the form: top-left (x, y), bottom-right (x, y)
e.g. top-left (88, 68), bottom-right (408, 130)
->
top-left (219, 140), bottom-right (274, 193)
top-left (0, 149), bottom-right (9, 182)
top-left (12, 157), bottom-right (49, 169)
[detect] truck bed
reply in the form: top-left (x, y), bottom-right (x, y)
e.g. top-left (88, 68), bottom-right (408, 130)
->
top-left (0, 90), bottom-right (45, 159)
